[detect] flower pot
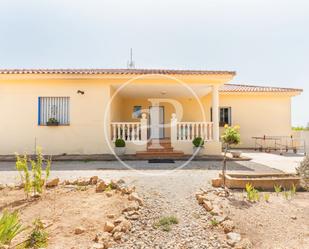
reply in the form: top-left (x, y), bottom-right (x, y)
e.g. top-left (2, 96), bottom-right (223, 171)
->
top-left (193, 146), bottom-right (204, 156)
top-left (46, 121), bottom-right (59, 126)
top-left (114, 147), bottom-right (126, 156)
top-left (231, 151), bottom-right (241, 158)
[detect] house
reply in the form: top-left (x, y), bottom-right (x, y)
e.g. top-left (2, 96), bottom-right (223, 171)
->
top-left (0, 69), bottom-right (302, 156)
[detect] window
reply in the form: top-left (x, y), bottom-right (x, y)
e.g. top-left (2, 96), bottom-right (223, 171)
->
top-left (132, 106), bottom-right (142, 119)
top-left (38, 97), bottom-right (70, 125)
top-left (211, 107), bottom-right (232, 127)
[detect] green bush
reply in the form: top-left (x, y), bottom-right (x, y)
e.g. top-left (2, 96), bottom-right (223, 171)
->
top-left (0, 210), bottom-right (25, 246)
top-left (115, 139), bottom-right (126, 148)
top-left (23, 219), bottom-right (48, 249)
top-left (221, 125), bottom-right (240, 146)
top-left (192, 137), bottom-right (204, 147)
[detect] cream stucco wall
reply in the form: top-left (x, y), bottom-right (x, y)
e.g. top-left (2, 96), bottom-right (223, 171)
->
top-left (0, 73), bottom-right (296, 155)
top-left (212, 94), bottom-right (292, 148)
top-left (0, 80), bottom-right (113, 155)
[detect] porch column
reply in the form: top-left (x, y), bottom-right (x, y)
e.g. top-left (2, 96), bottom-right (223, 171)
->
top-left (212, 85), bottom-right (220, 142)
top-left (140, 113), bottom-right (148, 141)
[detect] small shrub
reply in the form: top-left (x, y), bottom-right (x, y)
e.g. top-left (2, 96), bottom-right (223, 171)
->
top-left (192, 137), bottom-right (204, 147)
top-left (16, 147), bottom-right (52, 197)
top-left (264, 193), bottom-right (270, 202)
top-left (290, 184), bottom-right (297, 196)
top-left (245, 183), bottom-right (260, 202)
top-left (296, 156), bottom-right (309, 190)
top-left (283, 190), bottom-right (291, 200)
top-left (274, 184), bottom-right (282, 195)
top-left (210, 218), bottom-right (219, 227)
top-left (0, 210), bottom-right (25, 246)
top-left (115, 139), bottom-right (125, 148)
top-left (24, 219), bottom-right (48, 249)
top-left (153, 216), bottom-right (179, 232)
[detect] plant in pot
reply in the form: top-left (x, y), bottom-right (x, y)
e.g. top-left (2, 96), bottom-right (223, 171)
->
top-left (221, 124), bottom-right (241, 188)
top-left (192, 137), bottom-right (204, 156)
top-left (114, 139), bottom-right (126, 156)
top-left (46, 118), bottom-right (59, 126)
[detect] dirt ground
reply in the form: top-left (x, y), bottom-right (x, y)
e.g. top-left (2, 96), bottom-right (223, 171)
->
top-left (0, 186), bottom-right (130, 249)
top-left (221, 191), bottom-right (309, 249)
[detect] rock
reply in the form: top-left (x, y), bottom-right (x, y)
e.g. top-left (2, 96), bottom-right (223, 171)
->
top-left (122, 201), bottom-right (139, 212)
top-left (117, 179), bottom-right (125, 185)
top-left (46, 178), bottom-right (60, 188)
top-left (222, 220), bottom-right (235, 233)
top-left (120, 185), bottom-right (136, 194)
top-left (74, 178), bottom-right (90, 186)
top-left (0, 184), bottom-right (6, 190)
top-left (227, 232), bottom-right (241, 245)
top-left (112, 220), bottom-right (132, 234)
top-left (96, 181), bottom-right (108, 192)
top-left (105, 191), bottom-right (113, 197)
top-left (212, 178), bottom-right (223, 188)
top-left (202, 200), bottom-right (213, 211)
top-left (107, 213), bottom-right (116, 219)
top-left (126, 214), bottom-right (139, 220)
top-left (128, 192), bottom-right (143, 206)
top-left (74, 226), bottom-right (85, 235)
top-left (94, 232), bottom-right (111, 243)
top-left (110, 179), bottom-right (119, 189)
top-left (114, 216), bottom-right (126, 225)
top-left (291, 215), bottom-right (297, 220)
top-left (119, 220), bottom-right (132, 232)
top-left (91, 243), bottom-right (105, 249)
top-left (234, 238), bottom-right (253, 249)
top-left (90, 176), bottom-right (99, 185)
top-left (196, 194), bottom-right (207, 204)
top-left (104, 221), bottom-right (115, 233)
top-left (113, 231), bottom-right (123, 240)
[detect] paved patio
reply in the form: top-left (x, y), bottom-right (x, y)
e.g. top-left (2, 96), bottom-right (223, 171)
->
top-left (242, 151), bottom-right (304, 173)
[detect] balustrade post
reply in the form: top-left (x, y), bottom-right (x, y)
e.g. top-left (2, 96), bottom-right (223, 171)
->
top-left (171, 113), bottom-right (177, 146)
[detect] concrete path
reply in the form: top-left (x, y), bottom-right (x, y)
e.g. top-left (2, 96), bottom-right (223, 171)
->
top-left (242, 151), bottom-right (304, 173)
top-left (0, 159), bottom-right (280, 185)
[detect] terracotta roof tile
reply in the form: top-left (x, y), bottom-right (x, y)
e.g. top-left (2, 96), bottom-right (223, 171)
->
top-left (221, 84), bottom-right (302, 93)
top-left (0, 68), bottom-right (236, 75)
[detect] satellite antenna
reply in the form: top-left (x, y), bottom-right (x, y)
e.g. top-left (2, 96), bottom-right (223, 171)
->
top-left (127, 48), bottom-right (135, 69)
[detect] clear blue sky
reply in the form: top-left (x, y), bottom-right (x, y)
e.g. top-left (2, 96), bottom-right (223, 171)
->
top-left (0, 0), bottom-right (308, 126)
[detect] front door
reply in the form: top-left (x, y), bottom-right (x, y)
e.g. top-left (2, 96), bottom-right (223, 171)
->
top-left (149, 106), bottom-right (164, 139)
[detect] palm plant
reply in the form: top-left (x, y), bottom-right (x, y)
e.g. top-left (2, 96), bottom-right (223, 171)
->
top-left (0, 210), bottom-right (25, 246)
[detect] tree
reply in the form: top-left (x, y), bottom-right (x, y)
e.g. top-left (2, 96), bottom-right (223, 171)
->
top-left (221, 125), bottom-right (241, 188)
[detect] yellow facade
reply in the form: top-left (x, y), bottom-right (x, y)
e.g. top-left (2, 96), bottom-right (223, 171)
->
top-left (0, 72), bottom-right (300, 155)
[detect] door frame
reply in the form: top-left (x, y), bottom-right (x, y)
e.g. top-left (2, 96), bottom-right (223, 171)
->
top-left (148, 106), bottom-right (165, 139)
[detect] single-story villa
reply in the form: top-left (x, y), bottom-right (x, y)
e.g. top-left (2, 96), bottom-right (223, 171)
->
top-left (0, 69), bottom-right (302, 156)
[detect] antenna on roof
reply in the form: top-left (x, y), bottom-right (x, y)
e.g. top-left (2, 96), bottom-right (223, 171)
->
top-left (127, 48), bottom-right (135, 69)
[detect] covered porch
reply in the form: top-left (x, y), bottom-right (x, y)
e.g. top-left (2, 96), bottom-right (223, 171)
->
top-left (109, 80), bottom-right (222, 156)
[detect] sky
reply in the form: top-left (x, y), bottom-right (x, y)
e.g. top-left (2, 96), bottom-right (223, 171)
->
top-left (0, 0), bottom-right (308, 126)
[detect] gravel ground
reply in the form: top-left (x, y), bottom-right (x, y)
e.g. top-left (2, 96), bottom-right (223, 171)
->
top-left (0, 160), bottom-right (281, 249)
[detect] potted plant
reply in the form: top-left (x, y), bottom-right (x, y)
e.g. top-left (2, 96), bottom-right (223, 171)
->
top-left (46, 118), bottom-right (59, 126)
top-left (114, 138), bottom-right (126, 156)
top-left (192, 137), bottom-right (204, 156)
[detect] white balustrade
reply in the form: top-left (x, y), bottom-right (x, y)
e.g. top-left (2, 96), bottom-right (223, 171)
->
top-left (175, 122), bottom-right (213, 141)
top-left (111, 122), bottom-right (142, 141)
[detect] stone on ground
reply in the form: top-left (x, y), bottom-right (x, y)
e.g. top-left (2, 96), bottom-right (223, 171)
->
top-left (46, 178), bottom-right (59, 188)
top-left (104, 221), bottom-right (115, 233)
